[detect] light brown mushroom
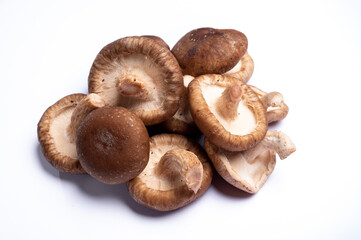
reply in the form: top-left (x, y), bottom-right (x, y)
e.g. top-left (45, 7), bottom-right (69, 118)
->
top-left (224, 52), bottom-right (254, 83)
top-left (127, 134), bottom-right (213, 211)
top-left (88, 36), bottom-right (184, 126)
top-left (38, 93), bottom-right (105, 174)
top-left (188, 74), bottom-right (268, 152)
top-left (172, 27), bottom-right (254, 83)
top-left (204, 131), bottom-right (296, 193)
top-left (160, 75), bottom-right (198, 135)
top-left (76, 106), bottom-right (150, 184)
top-left (249, 85), bottom-right (289, 124)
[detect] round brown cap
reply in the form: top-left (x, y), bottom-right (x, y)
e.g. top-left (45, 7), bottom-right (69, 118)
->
top-left (76, 106), bottom-right (150, 184)
top-left (172, 27), bottom-right (248, 76)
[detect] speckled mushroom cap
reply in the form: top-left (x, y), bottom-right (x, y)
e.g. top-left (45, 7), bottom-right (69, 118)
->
top-left (88, 36), bottom-right (184, 126)
top-left (76, 106), bottom-right (150, 185)
top-left (188, 74), bottom-right (267, 152)
top-left (204, 131), bottom-right (296, 193)
top-left (172, 27), bottom-right (248, 77)
top-left (37, 93), bottom-right (86, 174)
top-left (127, 134), bottom-right (213, 211)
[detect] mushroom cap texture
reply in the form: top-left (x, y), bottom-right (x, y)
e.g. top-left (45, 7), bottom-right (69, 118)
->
top-left (172, 27), bottom-right (248, 76)
top-left (76, 106), bottom-right (150, 184)
top-left (127, 134), bottom-right (213, 211)
top-left (188, 74), bottom-right (267, 152)
top-left (88, 36), bottom-right (184, 126)
top-left (37, 93), bottom-right (86, 174)
top-left (204, 137), bottom-right (276, 194)
top-left (141, 35), bottom-right (170, 50)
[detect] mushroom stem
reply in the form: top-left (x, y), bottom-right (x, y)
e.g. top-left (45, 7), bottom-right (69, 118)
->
top-left (67, 93), bottom-right (105, 143)
top-left (216, 83), bottom-right (243, 120)
top-left (155, 149), bottom-right (203, 193)
top-left (243, 131), bottom-right (296, 164)
top-left (250, 86), bottom-right (289, 124)
top-left (116, 77), bottom-right (151, 100)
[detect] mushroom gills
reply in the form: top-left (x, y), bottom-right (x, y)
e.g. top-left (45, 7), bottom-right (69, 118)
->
top-left (50, 107), bottom-right (77, 160)
top-left (201, 84), bottom-right (256, 135)
top-left (226, 151), bottom-right (275, 189)
top-left (221, 131), bottom-right (296, 191)
top-left (95, 53), bottom-right (164, 110)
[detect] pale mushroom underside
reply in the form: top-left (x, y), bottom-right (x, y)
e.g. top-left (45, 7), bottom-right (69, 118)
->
top-left (92, 54), bottom-right (164, 111)
top-left (201, 83), bottom-right (257, 136)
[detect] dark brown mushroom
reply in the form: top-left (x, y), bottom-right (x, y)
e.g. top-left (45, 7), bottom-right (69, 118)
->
top-left (172, 27), bottom-right (249, 78)
top-left (76, 106), bottom-right (150, 184)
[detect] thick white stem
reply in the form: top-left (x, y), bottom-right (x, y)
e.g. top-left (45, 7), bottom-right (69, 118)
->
top-left (116, 77), bottom-right (152, 100)
top-left (216, 83), bottom-right (243, 120)
top-left (155, 149), bottom-right (203, 193)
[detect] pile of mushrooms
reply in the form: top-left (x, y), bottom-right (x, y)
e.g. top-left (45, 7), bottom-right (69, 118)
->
top-left (38, 27), bottom-right (296, 211)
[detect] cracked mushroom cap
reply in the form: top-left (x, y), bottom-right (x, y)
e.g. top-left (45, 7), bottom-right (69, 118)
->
top-left (76, 106), bottom-right (150, 184)
top-left (127, 134), bottom-right (213, 211)
top-left (248, 85), bottom-right (289, 124)
top-left (37, 93), bottom-right (105, 174)
top-left (172, 27), bottom-right (250, 78)
top-left (160, 75), bottom-right (198, 135)
top-left (188, 74), bottom-right (268, 152)
top-left (88, 36), bottom-right (184, 126)
top-left (205, 131), bottom-right (296, 193)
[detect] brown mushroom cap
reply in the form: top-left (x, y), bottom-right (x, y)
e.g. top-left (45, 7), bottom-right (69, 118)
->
top-left (127, 134), bottom-right (213, 211)
top-left (224, 52), bottom-right (255, 83)
top-left (37, 93), bottom-right (87, 174)
top-left (141, 35), bottom-right (170, 49)
top-left (88, 36), bottom-right (184, 126)
top-left (76, 106), bottom-right (150, 184)
top-left (172, 27), bottom-right (248, 77)
top-left (205, 131), bottom-right (296, 193)
top-left (188, 74), bottom-right (267, 152)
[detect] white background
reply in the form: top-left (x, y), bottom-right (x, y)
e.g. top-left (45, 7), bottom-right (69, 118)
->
top-left (1, 0), bottom-right (361, 239)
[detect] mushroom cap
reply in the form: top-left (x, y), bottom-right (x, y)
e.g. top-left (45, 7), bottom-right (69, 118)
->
top-left (188, 74), bottom-right (268, 152)
top-left (76, 106), bottom-right (150, 184)
top-left (127, 134), bottom-right (213, 211)
top-left (88, 36), bottom-right (184, 125)
top-left (172, 27), bottom-right (248, 76)
top-left (141, 35), bottom-right (170, 49)
top-left (37, 93), bottom-right (86, 174)
top-left (224, 52), bottom-right (255, 83)
top-left (204, 137), bottom-right (276, 194)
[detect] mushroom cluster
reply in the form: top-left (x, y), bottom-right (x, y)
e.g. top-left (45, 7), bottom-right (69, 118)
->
top-left (38, 28), bottom-right (296, 211)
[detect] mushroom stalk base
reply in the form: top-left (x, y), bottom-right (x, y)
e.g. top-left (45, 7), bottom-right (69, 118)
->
top-left (117, 77), bottom-right (152, 100)
top-left (216, 83), bottom-right (243, 120)
top-left (155, 149), bottom-right (203, 193)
